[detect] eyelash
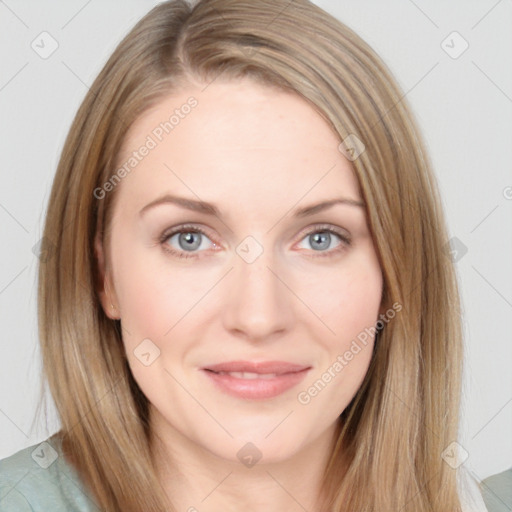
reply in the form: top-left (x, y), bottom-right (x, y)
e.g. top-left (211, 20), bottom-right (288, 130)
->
top-left (158, 223), bottom-right (352, 260)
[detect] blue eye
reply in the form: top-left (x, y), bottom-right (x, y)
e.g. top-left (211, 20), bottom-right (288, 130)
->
top-left (158, 223), bottom-right (351, 260)
top-left (160, 225), bottom-right (216, 259)
top-left (171, 231), bottom-right (205, 251)
top-left (296, 227), bottom-right (351, 257)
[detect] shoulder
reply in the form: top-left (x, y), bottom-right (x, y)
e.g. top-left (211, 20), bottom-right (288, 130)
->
top-left (0, 434), bottom-right (100, 512)
top-left (480, 468), bottom-right (512, 512)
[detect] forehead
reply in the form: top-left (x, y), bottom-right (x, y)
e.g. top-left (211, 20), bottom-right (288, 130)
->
top-left (114, 78), bottom-right (361, 212)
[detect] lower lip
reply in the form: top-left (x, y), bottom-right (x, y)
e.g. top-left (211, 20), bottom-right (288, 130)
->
top-left (202, 369), bottom-right (310, 400)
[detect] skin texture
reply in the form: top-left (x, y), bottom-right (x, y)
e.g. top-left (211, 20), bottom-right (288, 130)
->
top-left (95, 77), bottom-right (383, 511)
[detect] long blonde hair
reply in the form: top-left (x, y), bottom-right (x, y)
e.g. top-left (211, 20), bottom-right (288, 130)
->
top-left (36, 0), bottom-right (463, 510)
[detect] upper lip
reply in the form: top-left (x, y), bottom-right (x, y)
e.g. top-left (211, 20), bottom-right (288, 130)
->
top-left (203, 360), bottom-right (311, 375)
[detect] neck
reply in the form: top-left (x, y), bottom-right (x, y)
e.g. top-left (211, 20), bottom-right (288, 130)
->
top-left (150, 411), bottom-right (342, 512)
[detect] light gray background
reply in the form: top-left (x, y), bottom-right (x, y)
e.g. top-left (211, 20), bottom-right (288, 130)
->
top-left (1, 0), bottom-right (511, 485)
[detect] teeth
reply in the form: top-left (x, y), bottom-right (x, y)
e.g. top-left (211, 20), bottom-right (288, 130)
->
top-left (217, 371), bottom-right (278, 379)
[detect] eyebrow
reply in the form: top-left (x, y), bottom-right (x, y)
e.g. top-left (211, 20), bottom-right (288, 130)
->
top-left (138, 194), bottom-right (365, 218)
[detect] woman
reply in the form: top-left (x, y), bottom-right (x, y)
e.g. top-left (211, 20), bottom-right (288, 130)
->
top-left (0, 0), bottom-right (490, 510)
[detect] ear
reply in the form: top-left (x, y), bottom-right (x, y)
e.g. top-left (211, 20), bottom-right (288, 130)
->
top-left (94, 232), bottom-right (120, 320)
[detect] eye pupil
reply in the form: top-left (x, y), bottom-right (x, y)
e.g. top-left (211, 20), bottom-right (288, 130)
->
top-left (310, 231), bottom-right (331, 250)
top-left (179, 232), bottom-right (201, 251)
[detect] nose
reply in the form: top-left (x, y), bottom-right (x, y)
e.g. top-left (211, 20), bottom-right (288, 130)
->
top-left (221, 248), bottom-right (295, 342)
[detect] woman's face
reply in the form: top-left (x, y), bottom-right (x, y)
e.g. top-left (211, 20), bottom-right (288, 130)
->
top-left (96, 77), bottom-right (383, 464)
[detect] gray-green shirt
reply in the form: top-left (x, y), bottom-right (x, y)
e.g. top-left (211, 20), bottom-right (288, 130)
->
top-left (481, 468), bottom-right (512, 512)
top-left (0, 435), bottom-right (100, 511)
top-left (1, 436), bottom-right (506, 511)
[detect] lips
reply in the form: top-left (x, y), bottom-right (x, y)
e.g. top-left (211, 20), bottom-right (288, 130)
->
top-left (203, 360), bottom-right (310, 375)
top-left (202, 360), bottom-right (311, 400)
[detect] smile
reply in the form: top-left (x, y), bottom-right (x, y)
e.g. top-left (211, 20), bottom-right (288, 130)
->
top-left (201, 360), bottom-right (311, 400)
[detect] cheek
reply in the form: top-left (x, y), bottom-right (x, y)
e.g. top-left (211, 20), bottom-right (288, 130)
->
top-left (302, 250), bottom-right (383, 341)
top-left (111, 247), bottom-right (196, 399)
top-left (296, 260), bottom-right (382, 412)
top-left (112, 239), bottom-right (218, 354)
top-left (110, 240), bottom-right (177, 342)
